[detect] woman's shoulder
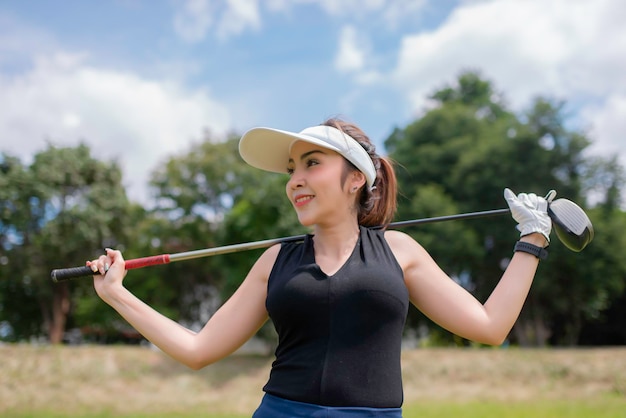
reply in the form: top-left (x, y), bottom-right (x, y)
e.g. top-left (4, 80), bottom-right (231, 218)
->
top-left (248, 244), bottom-right (282, 283)
top-left (261, 243), bottom-right (283, 265)
top-left (383, 229), bottom-right (417, 247)
top-left (383, 229), bottom-right (429, 269)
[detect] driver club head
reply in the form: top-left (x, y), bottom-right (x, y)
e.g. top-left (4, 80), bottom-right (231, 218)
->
top-left (547, 198), bottom-right (594, 252)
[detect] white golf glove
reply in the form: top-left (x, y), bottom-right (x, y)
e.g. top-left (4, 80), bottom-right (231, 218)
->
top-left (504, 188), bottom-right (556, 244)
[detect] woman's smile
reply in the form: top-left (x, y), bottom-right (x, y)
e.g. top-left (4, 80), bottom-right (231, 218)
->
top-left (293, 194), bottom-right (314, 207)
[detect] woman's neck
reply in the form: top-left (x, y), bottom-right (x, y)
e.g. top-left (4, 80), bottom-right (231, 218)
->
top-left (311, 220), bottom-right (361, 258)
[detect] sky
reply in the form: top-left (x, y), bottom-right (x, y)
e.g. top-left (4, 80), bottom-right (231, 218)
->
top-left (1, 0), bottom-right (625, 206)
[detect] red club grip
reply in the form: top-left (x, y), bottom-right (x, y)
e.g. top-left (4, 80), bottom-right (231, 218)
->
top-left (125, 254), bottom-right (170, 269)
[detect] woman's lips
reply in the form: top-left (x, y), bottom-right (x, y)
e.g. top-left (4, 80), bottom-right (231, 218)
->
top-left (293, 194), bottom-right (314, 207)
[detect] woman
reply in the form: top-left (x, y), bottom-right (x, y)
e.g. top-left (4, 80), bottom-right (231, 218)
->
top-left (88, 118), bottom-right (553, 417)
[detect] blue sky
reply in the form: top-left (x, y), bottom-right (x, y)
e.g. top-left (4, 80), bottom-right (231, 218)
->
top-left (1, 0), bottom-right (625, 205)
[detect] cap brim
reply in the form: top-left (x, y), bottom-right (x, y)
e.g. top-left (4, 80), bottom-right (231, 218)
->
top-left (238, 127), bottom-right (343, 174)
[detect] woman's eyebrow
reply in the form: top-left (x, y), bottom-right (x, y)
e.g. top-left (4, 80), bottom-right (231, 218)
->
top-left (288, 149), bottom-right (328, 164)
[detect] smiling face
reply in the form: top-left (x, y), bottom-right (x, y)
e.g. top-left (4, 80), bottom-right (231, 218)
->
top-left (286, 140), bottom-right (366, 228)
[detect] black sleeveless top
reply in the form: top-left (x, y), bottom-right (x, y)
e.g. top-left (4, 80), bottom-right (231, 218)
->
top-left (264, 226), bottom-right (409, 408)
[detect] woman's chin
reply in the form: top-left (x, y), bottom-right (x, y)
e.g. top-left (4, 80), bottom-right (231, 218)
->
top-left (296, 214), bottom-right (315, 227)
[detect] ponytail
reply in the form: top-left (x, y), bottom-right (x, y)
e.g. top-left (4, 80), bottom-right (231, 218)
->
top-left (359, 156), bottom-right (397, 227)
top-left (322, 118), bottom-right (398, 228)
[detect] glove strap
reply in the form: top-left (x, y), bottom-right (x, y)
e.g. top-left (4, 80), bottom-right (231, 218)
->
top-left (514, 241), bottom-right (548, 260)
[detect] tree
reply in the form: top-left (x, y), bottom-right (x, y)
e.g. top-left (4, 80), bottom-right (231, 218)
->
top-left (61, 131), bottom-right (301, 341)
top-left (0, 144), bottom-right (131, 343)
top-left (0, 154), bottom-right (43, 340)
top-left (385, 70), bottom-right (626, 346)
top-left (138, 132), bottom-right (303, 331)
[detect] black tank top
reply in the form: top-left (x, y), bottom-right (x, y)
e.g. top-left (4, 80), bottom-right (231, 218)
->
top-left (264, 226), bottom-right (409, 408)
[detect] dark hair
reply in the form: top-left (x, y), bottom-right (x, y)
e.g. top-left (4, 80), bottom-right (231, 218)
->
top-left (322, 118), bottom-right (397, 227)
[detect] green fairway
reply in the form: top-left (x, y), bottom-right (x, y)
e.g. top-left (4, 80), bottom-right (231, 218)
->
top-left (2, 345), bottom-right (625, 417)
top-left (5, 398), bottom-right (626, 418)
top-left (404, 398), bottom-right (626, 418)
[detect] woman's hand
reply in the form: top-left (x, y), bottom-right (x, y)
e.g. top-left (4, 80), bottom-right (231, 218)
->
top-left (504, 188), bottom-right (555, 246)
top-left (86, 248), bottom-right (127, 303)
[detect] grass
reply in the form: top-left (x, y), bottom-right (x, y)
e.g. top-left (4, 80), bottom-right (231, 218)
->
top-left (7, 400), bottom-right (626, 418)
top-left (1, 344), bottom-right (625, 417)
top-left (403, 398), bottom-right (626, 418)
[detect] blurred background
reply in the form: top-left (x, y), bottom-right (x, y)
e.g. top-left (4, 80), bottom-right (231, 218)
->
top-left (1, 0), bottom-right (625, 348)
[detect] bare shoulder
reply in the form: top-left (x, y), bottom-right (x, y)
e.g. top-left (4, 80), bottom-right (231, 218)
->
top-left (383, 230), bottom-right (429, 271)
top-left (384, 229), bottom-right (422, 252)
top-left (249, 243), bottom-right (281, 283)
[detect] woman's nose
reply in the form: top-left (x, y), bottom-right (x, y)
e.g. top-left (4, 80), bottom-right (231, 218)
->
top-left (287, 169), bottom-right (305, 190)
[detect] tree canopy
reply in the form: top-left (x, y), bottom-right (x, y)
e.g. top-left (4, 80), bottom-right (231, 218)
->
top-left (386, 71), bottom-right (625, 345)
top-left (0, 144), bottom-right (131, 343)
top-left (1, 71), bottom-right (625, 347)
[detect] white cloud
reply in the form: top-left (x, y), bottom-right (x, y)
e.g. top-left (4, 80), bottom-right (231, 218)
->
top-left (173, 0), bottom-right (214, 43)
top-left (311, 0), bottom-right (387, 16)
top-left (173, 0), bottom-right (261, 42)
top-left (390, 0), bottom-right (626, 164)
top-left (377, 0), bottom-right (428, 28)
top-left (582, 93), bottom-right (626, 167)
top-left (217, 0), bottom-right (261, 39)
top-left (311, 0), bottom-right (427, 25)
top-left (335, 26), bottom-right (367, 73)
top-left (0, 53), bottom-right (231, 204)
top-left (334, 26), bottom-right (385, 87)
top-left (0, 12), bottom-right (60, 70)
top-left (266, 0), bottom-right (427, 28)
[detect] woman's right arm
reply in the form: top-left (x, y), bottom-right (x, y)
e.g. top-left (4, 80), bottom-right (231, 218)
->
top-left (89, 245), bottom-right (279, 370)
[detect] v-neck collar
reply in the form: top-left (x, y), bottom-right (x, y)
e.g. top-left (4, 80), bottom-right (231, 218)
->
top-left (303, 227), bottom-right (362, 278)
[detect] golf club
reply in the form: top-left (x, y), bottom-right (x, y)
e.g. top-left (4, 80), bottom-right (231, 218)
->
top-left (50, 198), bottom-right (593, 282)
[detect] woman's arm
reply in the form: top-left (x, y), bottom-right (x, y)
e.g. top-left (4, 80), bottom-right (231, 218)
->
top-left (387, 230), bottom-right (543, 345)
top-left (386, 188), bottom-right (552, 345)
top-left (89, 244), bottom-right (279, 369)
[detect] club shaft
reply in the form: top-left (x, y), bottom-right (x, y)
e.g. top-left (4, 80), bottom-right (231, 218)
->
top-left (172, 208), bottom-right (512, 261)
top-left (386, 208), bottom-right (510, 229)
top-left (50, 207), bottom-right (510, 282)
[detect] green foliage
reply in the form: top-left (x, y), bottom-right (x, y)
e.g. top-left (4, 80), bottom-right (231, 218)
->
top-left (403, 184), bottom-right (483, 276)
top-left (126, 133), bottom-right (303, 330)
top-left (2, 70), bottom-right (625, 347)
top-left (387, 70), bottom-right (626, 346)
top-left (218, 172), bottom-right (305, 296)
top-left (0, 144), bottom-right (132, 342)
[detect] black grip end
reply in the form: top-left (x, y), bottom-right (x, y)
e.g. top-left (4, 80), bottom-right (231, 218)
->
top-left (51, 265), bottom-right (95, 282)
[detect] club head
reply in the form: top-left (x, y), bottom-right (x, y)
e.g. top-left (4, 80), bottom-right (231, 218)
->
top-left (547, 198), bottom-right (594, 252)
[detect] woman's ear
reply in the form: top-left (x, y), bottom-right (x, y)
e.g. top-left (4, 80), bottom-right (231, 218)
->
top-left (349, 170), bottom-right (367, 193)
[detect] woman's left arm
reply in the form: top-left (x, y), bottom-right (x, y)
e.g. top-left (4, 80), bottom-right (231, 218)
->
top-left (388, 230), bottom-right (545, 345)
top-left (386, 188), bottom-right (553, 345)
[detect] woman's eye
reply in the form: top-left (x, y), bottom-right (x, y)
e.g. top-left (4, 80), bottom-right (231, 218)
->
top-left (286, 159), bottom-right (318, 175)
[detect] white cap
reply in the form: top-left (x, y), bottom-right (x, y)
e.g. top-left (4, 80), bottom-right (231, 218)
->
top-left (238, 125), bottom-right (377, 189)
